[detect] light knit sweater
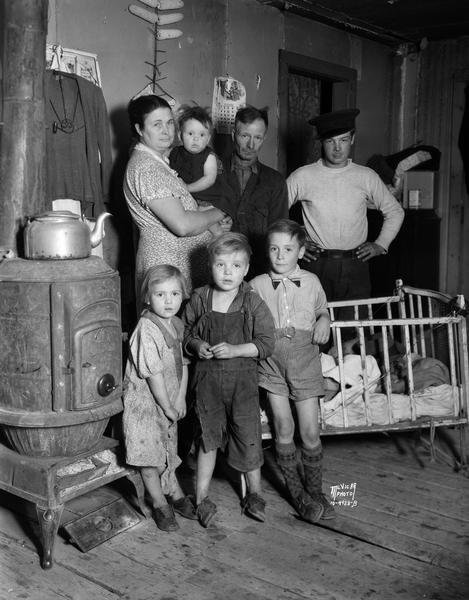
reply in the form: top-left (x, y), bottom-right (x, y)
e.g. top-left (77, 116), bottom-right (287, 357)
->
top-left (287, 159), bottom-right (404, 251)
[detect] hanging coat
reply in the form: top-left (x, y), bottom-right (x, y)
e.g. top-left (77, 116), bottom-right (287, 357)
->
top-left (44, 70), bottom-right (112, 217)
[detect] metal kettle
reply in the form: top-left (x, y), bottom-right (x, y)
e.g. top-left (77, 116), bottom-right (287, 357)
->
top-left (24, 210), bottom-right (111, 260)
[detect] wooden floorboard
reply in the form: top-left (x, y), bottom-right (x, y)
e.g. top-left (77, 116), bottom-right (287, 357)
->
top-left (1, 432), bottom-right (468, 600)
top-left (0, 531), bottom-right (119, 600)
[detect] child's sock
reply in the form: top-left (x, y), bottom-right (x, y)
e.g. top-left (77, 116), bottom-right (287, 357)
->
top-left (275, 441), bottom-right (303, 499)
top-left (276, 441), bottom-right (323, 523)
top-left (301, 444), bottom-right (335, 520)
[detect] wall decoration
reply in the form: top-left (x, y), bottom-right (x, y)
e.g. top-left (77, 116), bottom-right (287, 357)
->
top-left (128, 0), bottom-right (184, 103)
top-left (46, 44), bottom-right (102, 87)
top-left (211, 76), bottom-right (246, 134)
top-left (128, 3), bottom-right (183, 35)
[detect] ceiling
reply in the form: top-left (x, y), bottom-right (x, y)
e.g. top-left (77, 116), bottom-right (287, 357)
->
top-left (257, 0), bottom-right (469, 47)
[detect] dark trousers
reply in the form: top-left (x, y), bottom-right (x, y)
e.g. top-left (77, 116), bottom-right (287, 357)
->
top-left (301, 256), bottom-right (371, 342)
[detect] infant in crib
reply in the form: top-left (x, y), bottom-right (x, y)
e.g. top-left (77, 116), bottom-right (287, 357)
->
top-left (390, 354), bottom-right (450, 393)
top-left (326, 334), bottom-right (450, 394)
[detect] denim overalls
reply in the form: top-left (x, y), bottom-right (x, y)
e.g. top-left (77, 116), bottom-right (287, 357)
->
top-left (190, 287), bottom-right (263, 473)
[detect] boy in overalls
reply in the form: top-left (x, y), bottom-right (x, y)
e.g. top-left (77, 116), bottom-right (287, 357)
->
top-left (182, 232), bottom-right (275, 527)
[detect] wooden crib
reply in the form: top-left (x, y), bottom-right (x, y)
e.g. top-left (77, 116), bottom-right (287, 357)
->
top-left (258, 280), bottom-right (468, 467)
top-left (244, 282), bottom-right (468, 496)
top-left (321, 280), bottom-right (468, 437)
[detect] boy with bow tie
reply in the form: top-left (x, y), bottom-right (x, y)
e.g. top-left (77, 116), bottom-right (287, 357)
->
top-left (249, 219), bottom-right (334, 523)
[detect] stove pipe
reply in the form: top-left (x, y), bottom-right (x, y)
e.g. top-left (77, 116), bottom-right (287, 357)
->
top-left (0, 0), bottom-right (48, 257)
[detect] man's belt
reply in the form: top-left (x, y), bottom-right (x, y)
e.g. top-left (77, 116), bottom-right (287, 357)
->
top-left (319, 248), bottom-right (359, 259)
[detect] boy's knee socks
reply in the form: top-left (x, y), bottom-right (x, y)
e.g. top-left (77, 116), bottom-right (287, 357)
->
top-left (301, 444), bottom-right (323, 495)
top-left (275, 441), bottom-right (303, 499)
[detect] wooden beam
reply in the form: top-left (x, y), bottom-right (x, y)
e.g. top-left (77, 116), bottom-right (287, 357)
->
top-left (256, 0), bottom-right (419, 49)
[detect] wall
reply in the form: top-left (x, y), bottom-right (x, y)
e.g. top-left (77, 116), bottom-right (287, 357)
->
top-left (47, 0), bottom-right (153, 149)
top-left (223, 0), bottom-right (284, 167)
top-left (38, 0), bottom-right (407, 307)
top-left (284, 13), bottom-right (396, 165)
top-left (416, 36), bottom-right (469, 296)
top-left (45, 0), bottom-right (397, 170)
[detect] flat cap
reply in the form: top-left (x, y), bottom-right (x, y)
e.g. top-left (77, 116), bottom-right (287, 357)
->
top-left (309, 108), bottom-right (360, 139)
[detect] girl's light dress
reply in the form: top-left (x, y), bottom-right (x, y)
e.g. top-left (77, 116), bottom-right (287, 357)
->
top-left (123, 313), bottom-right (184, 495)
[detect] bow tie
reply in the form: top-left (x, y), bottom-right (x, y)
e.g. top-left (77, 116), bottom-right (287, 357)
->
top-left (271, 278), bottom-right (301, 289)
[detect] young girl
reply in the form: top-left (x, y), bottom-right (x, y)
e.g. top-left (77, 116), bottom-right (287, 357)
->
top-left (169, 105), bottom-right (234, 219)
top-left (123, 264), bottom-right (197, 532)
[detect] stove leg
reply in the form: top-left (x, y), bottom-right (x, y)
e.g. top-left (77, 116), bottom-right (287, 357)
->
top-left (36, 503), bottom-right (64, 569)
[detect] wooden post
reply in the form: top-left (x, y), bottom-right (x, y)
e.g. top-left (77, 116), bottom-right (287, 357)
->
top-left (0, 0), bottom-right (48, 256)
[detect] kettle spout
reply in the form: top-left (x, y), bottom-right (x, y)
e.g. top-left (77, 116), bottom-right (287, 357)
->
top-left (90, 212), bottom-right (111, 248)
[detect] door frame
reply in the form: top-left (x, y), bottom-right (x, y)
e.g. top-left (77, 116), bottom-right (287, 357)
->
top-left (277, 50), bottom-right (357, 176)
top-left (446, 68), bottom-right (469, 297)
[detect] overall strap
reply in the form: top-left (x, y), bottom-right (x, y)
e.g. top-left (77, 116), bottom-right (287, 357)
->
top-left (190, 286), bottom-right (253, 342)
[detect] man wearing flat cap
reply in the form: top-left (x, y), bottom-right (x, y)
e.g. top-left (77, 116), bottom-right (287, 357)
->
top-left (287, 108), bottom-right (404, 313)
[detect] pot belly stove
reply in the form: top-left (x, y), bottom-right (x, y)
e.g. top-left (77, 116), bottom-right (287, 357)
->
top-left (0, 437), bottom-right (145, 568)
top-left (0, 256), bottom-right (144, 568)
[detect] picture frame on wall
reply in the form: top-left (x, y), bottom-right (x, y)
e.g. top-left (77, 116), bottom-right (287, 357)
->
top-left (46, 44), bottom-right (102, 87)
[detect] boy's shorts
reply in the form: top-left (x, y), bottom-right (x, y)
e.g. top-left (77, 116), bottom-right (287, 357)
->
top-left (192, 366), bottom-right (263, 472)
top-left (258, 330), bottom-right (324, 401)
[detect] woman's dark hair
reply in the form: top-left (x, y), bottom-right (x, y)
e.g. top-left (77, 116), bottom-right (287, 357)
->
top-left (266, 219), bottom-right (306, 247)
top-left (235, 105), bottom-right (269, 129)
top-left (127, 94), bottom-right (172, 136)
top-left (178, 105), bottom-right (213, 133)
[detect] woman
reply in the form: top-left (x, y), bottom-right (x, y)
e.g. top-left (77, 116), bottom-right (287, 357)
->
top-left (124, 94), bottom-right (229, 304)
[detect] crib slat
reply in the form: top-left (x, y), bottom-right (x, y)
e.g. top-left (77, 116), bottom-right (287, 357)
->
top-left (381, 325), bottom-right (393, 423)
top-left (353, 303), bottom-right (359, 321)
top-left (329, 306), bottom-right (336, 348)
top-left (386, 302), bottom-right (396, 342)
top-left (417, 295), bottom-right (426, 357)
top-left (459, 320), bottom-right (469, 418)
top-left (358, 326), bottom-right (372, 426)
top-left (335, 329), bottom-right (349, 429)
top-left (408, 295), bottom-right (418, 354)
top-left (447, 323), bottom-right (458, 417)
top-left (403, 324), bottom-right (416, 420)
top-left (367, 303), bottom-right (375, 335)
top-left (427, 297), bottom-right (436, 357)
top-left (386, 302), bottom-right (393, 320)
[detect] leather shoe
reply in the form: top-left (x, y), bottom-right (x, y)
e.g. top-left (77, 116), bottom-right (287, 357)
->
top-left (293, 490), bottom-right (324, 523)
top-left (153, 504), bottom-right (179, 532)
top-left (172, 495), bottom-right (198, 520)
top-left (241, 492), bottom-right (266, 522)
top-left (196, 497), bottom-right (217, 528)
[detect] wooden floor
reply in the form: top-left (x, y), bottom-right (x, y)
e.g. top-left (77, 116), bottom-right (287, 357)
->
top-left (1, 429), bottom-right (469, 600)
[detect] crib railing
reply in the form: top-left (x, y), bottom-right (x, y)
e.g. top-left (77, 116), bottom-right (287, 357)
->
top-left (324, 280), bottom-right (469, 434)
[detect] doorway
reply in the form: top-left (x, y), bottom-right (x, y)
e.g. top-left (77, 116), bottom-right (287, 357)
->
top-left (285, 72), bottom-right (332, 176)
top-left (277, 50), bottom-right (357, 178)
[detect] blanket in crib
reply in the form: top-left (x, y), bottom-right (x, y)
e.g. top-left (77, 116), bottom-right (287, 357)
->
top-left (320, 384), bottom-right (455, 428)
top-left (320, 353), bottom-right (456, 428)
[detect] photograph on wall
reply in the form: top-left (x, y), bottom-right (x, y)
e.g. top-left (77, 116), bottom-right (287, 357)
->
top-left (46, 44), bottom-right (102, 87)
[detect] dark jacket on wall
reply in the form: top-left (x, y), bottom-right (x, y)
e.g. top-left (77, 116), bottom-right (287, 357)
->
top-left (45, 70), bottom-right (112, 217)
